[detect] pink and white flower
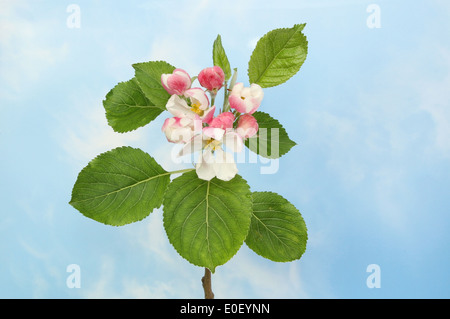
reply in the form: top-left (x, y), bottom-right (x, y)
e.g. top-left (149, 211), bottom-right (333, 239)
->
top-left (179, 113), bottom-right (244, 181)
top-left (228, 82), bottom-right (264, 114)
top-left (236, 114), bottom-right (259, 139)
top-left (166, 94), bottom-right (215, 124)
top-left (198, 66), bottom-right (225, 92)
top-left (161, 68), bottom-right (191, 95)
top-left (161, 116), bottom-right (201, 144)
top-left (184, 88), bottom-right (210, 117)
top-left (207, 111), bottom-right (234, 130)
top-left (161, 66), bottom-right (264, 181)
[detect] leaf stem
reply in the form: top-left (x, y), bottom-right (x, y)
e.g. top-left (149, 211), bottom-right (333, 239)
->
top-left (167, 168), bottom-right (195, 175)
top-left (210, 91), bottom-right (216, 108)
top-left (201, 268), bottom-right (214, 299)
top-left (222, 81), bottom-right (228, 113)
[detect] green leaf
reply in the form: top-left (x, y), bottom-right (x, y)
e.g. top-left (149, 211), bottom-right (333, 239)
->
top-left (132, 60), bottom-right (176, 109)
top-left (245, 111), bottom-right (297, 158)
top-left (103, 78), bottom-right (164, 133)
top-left (213, 34), bottom-right (231, 81)
top-left (246, 192), bottom-right (307, 262)
top-left (69, 146), bottom-right (170, 226)
top-left (163, 171), bottom-right (252, 273)
top-left (248, 24), bottom-right (308, 88)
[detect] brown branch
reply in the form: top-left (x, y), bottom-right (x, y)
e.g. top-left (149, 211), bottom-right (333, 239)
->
top-left (201, 268), bottom-right (214, 299)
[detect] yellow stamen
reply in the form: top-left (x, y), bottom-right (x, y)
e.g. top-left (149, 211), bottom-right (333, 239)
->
top-left (191, 101), bottom-right (204, 116)
top-left (205, 139), bottom-right (222, 151)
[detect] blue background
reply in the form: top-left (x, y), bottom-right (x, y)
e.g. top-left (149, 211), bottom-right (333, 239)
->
top-left (1, 0), bottom-right (449, 298)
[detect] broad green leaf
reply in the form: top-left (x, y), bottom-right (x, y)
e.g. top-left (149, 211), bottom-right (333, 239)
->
top-left (103, 78), bottom-right (164, 133)
top-left (245, 111), bottom-right (296, 158)
top-left (69, 146), bottom-right (170, 226)
top-left (248, 24), bottom-right (308, 88)
top-left (246, 192), bottom-right (307, 262)
top-left (213, 34), bottom-right (231, 81)
top-left (163, 171), bottom-right (252, 273)
top-left (132, 60), bottom-right (175, 109)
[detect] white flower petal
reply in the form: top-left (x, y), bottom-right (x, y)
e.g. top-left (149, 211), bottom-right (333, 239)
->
top-left (166, 95), bottom-right (194, 118)
top-left (203, 127), bottom-right (225, 141)
top-left (213, 147), bottom-right (238, 181)
top-left (222, 131), bottom-right (244, 153)
top-left (178, 134), bottom-right (204, 157)
top-left (196, 150), bottom-right (216, 181)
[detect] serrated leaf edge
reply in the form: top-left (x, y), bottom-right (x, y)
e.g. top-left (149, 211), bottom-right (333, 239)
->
top-left (102, 78), bottom-right (165, 134)
top-left (245, 111), bottom-right (297, 158)
top-left (162, 171), bottom-right (252, 273)
top-left (245, 191), bottom-right (308, 262)
top-left (248, 23), bottom-right (308, 88)
top-left (69, 146), bottom-right (170, 227)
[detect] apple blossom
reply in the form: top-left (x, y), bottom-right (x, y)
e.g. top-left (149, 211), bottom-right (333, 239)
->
top-left (236, 114), bottom-right (259, 139)
top-left (198, 66), bottom-right (225, 92)
top-left (228, 82), bottom-right (264, 114)
top-left (166, 94), bottom-right (216, 124)
top-left (161, 68), bottom-right (191, 95)
top-left (161, 116), bottom-right (201, 144)
top-left (208, 111), bottom-right (234, 130)
top-left (179, 113), bottom-right (244, 181)
top-left (196, 146), bottom-right (238, 181)
top-left (184, 88), bottom-right (210, 116)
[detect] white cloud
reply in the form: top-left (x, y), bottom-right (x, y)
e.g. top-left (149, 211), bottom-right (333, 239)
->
top-left (79, 251), bottom-right (198, 298)
top-left (55, 89), bottom-right (144, 170)
top-left (213, 249), bottom-right (310, 298)
top-left (416, 48), bottom-right (450, 158)
top-left (0, 0), bottom-right (69, 97)
top-left (121, 212), bottom-right (311, 298)
top-left (81, 255), bottom-right (118, 298)
top-left (121, 278), bottom-right (175, 299)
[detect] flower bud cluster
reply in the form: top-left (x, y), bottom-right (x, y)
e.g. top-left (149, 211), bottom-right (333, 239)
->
top-left (161, 66), bottom-right (263, 181)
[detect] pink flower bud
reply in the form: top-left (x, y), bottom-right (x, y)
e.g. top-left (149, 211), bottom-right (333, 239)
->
top-left (228, 82), bottom-right (264, 114)
top-left (236, 114), bottom-right (259, 139)
top-left (209, 112), bottom-right (235, 130)
top-left (161, 68), bottom-right (191, 95)
top-left (198, 66), bottom-right (225, 92)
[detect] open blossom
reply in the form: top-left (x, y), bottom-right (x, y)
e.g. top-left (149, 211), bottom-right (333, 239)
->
top-left (161, 66), bottom-right (263, 181)
top-left (161, 68), bottom-right (191, 95)
top-left (184, 88), bottom-right (210, 114)
top-left (179, 113), bottom-right (244, 181)
top-left (198, 66), bottom-right (225, 92)
top-left (166, 94), bottom-right (215, 124)
top-left (228, 82), bottom-right (264, 114)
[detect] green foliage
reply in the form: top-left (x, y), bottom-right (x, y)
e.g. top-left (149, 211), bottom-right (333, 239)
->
top-left (212, 34), bottom-right (231, 81)
top-left (69, 24), bottom-right (310, 279)
top-left (133, 60), bottom-right (175, 109)
top-left (103, 78), bottom-right (163, 133)
top-left (245, 111), bottom-right (297, 158)
top-left (69, 146), bottom-right (170, 226)
top-left (248, 24), bottom-right (308, 88)
top-left (163, 171), bottom-right (252, 273)
top-left (246, 192), bottom-right (307, 262)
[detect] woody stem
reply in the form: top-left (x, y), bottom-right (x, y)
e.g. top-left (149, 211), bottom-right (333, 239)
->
top-left (201, 268), bottom-right (214, 299)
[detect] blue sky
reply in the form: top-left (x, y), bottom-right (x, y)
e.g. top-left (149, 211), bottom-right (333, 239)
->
top-left (1, 0), bottom-right (449, 298)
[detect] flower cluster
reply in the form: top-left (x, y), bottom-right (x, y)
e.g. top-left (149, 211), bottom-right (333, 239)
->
top-left (161, 66), bottom-right (263, 181)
